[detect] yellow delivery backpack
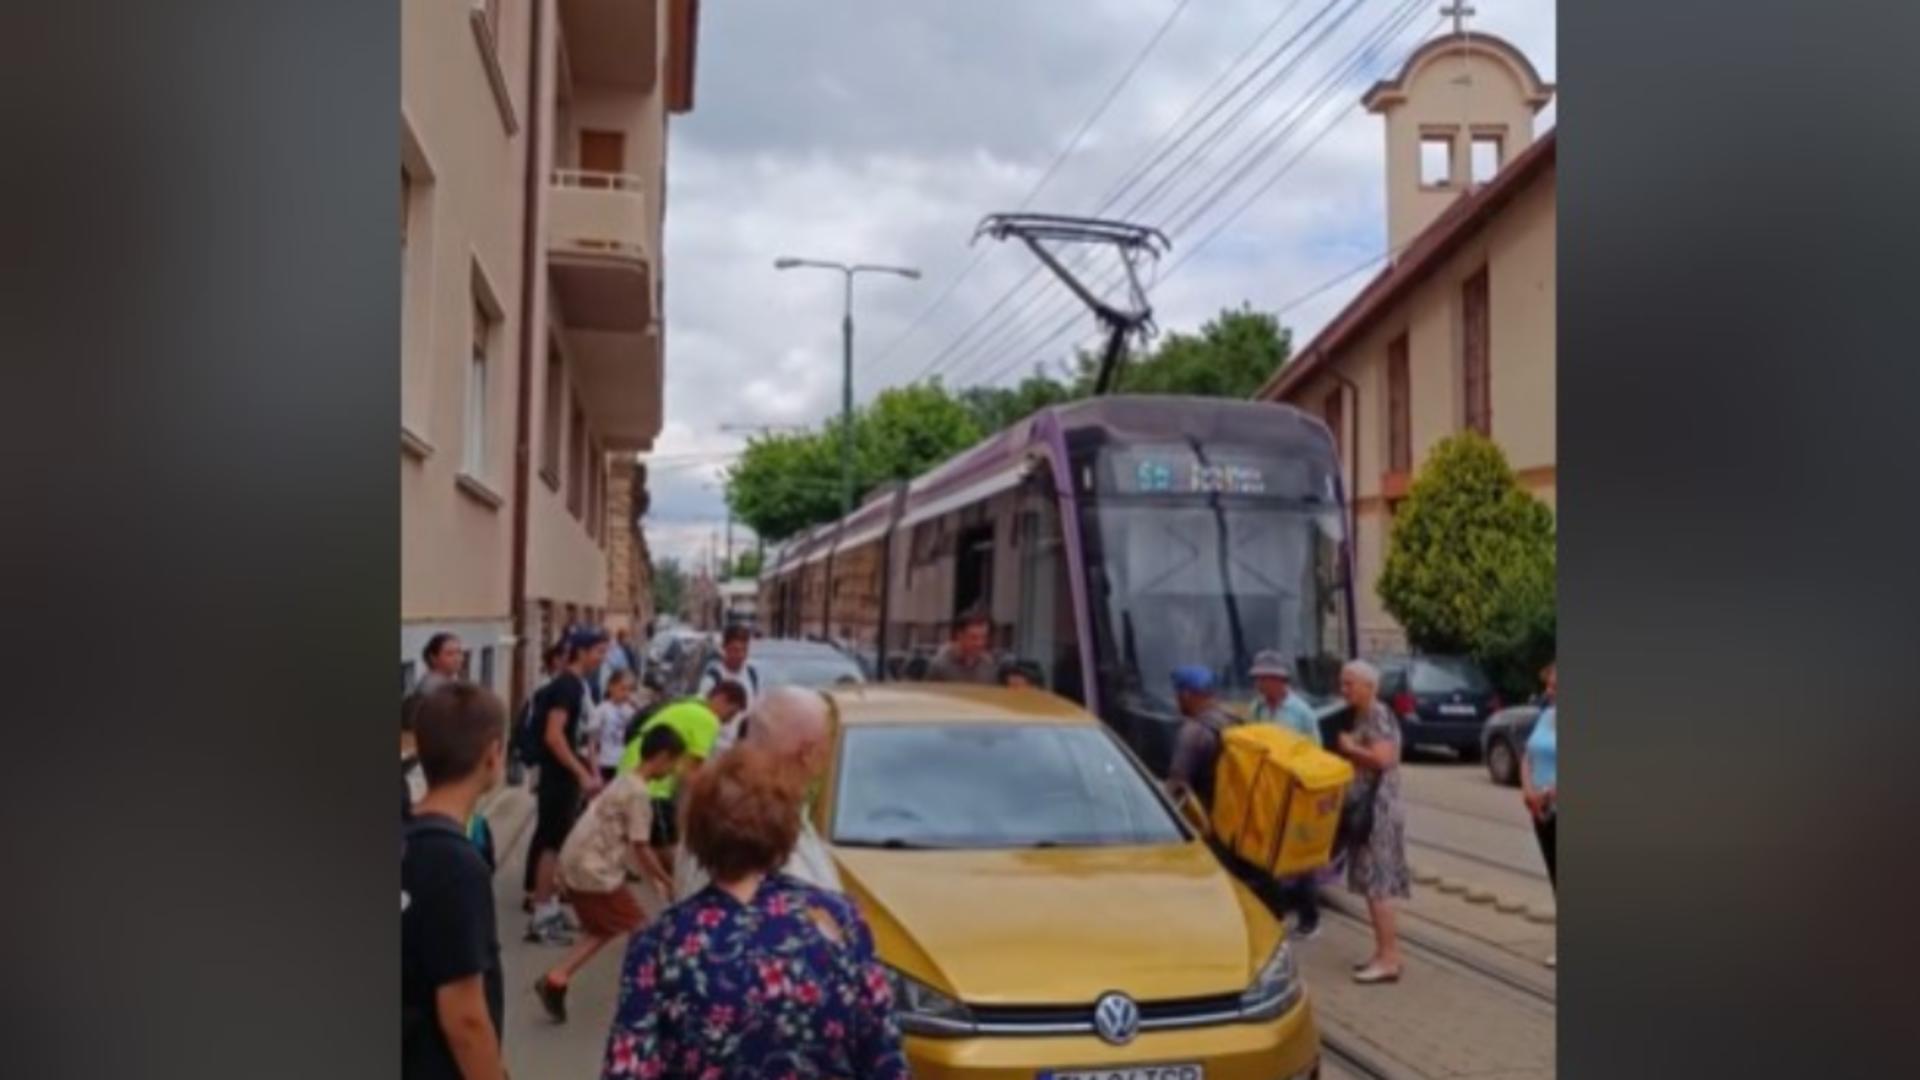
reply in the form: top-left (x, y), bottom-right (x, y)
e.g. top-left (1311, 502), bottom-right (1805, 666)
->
top-left (1210, 723), bottom-right (1354, 878)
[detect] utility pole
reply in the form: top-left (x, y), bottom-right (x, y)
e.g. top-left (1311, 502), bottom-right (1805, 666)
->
top-left (772, 257), bottom-right (921, 517)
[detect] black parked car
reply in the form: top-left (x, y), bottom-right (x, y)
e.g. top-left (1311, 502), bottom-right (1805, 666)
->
top-left (1480, 701), bottom-right (1546, 786)
top-left (1371, 653), bottom-right (1503, 760)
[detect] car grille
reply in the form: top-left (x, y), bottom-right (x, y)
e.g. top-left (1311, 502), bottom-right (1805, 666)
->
top-left (970, 992), bottom-right (1248, 1035)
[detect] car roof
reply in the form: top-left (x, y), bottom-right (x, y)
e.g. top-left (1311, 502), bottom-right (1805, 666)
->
top-left (823, 684), bottom-right (1096, 727)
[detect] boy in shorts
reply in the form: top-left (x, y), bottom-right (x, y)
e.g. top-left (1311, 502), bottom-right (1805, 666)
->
top-left (532, 724), bottom-right (687, 1023)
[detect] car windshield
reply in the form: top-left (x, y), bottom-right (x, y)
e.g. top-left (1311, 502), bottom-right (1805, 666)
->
top-left (1411, 657), bottom-right (1493, 695)
top-left (1086, 498), bottom-right (1348, 710)
top-left (832, 724), bottom-right (1184, 849)
top-left (756, 650), bottom-right (864, 689)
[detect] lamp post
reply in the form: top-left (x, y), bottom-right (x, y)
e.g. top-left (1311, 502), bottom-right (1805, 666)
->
top-left (772, 257), bottom-right (920, 516)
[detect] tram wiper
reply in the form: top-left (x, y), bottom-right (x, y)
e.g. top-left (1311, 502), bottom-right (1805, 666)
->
top-left (837, 837), bottom-right (945, 850)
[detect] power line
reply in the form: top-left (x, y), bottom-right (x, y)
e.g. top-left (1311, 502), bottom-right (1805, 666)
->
top-left (948, 0), bottom-right (1419, 386)
top-left (921, 0), bottom-right (1379, 387)
top-left (969, 15), bottom-right (1436, 388)
top-left (868, 0), bottom-right (1195, 377)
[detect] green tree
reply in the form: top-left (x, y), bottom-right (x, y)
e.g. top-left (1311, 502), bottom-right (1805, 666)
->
top-left (1376, 432), bottom-right (1557, 699)
top-left (724, 383), bottom-right (984, 542)
top-left (729, 548), bottom-right (764, 580)
top-left (1073, 303), bottom-right (1291, 398)
top-left (956, 368), bottom-right (1079, 433)
top-left (650, 556), bottom-right (688, 618)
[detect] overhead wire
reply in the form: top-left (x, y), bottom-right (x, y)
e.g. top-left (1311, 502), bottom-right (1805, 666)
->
top-left (866, 0), bottom-right (1196, 377)
top-left (954, 0), bottom-right (1426, 386)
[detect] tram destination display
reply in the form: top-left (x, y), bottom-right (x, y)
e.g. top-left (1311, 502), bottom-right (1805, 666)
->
top-left (1101, 445), bottom-right (1327, 501)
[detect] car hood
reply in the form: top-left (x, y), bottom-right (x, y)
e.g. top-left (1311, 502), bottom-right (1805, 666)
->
top-left (833, 841), bottom-right (1269, 1005)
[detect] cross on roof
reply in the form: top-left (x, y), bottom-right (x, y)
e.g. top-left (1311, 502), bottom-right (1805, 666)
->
top-left (1440, 2), bottom-right (1476, 36)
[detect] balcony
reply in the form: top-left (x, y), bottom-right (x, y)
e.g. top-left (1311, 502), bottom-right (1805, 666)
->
top-left (558, 0), bottom-right (660, 92)
top-left (547, 168), bottom-right (661, 451)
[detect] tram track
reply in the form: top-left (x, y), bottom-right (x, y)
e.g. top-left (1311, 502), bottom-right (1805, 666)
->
top-left (1318, 1030), bottom-right (1402, 1080)
top-left (1318, 892), bottom-right (1556, 1007)
top-left (1403, 833), bottom-right (1549, 882)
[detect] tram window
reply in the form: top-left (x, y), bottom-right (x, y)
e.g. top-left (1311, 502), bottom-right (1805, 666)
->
top-left (1420, 134), bottom-right (1453, 187)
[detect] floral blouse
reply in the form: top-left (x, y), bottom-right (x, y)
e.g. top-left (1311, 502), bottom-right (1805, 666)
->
top-left (602, 874), bottom-right (909, 1080)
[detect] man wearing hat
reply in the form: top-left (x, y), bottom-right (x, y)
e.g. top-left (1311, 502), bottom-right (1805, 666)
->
top-left (1249, 650), bottom-right (1320, 743)
top-left (1166, 665), bottom-right (1240, 812)
top-left (1248, 649), bottom-right (1325, 937)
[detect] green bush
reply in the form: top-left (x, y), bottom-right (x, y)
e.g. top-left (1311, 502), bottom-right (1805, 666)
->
top-left (1376, 432), bottom-right (1556, 700)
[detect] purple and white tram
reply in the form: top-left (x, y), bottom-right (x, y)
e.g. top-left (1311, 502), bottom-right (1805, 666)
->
top-left (758, 395), bottom-right (1356, 776)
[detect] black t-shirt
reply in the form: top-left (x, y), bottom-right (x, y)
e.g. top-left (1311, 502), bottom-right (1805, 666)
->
top-left (533, 672), bottom-right (589, 766)
top-left (402, 815), bottom-right (503, 1079)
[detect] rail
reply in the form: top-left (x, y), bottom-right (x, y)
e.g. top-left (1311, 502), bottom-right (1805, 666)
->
top-left (550, 167), bottom-right (646, 193)
top-left (1318, 892), bottom-right (1557, 1006)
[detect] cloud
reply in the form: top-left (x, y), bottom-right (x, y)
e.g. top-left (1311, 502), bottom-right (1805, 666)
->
top-left (646, 0), bottom-right (1557, 562)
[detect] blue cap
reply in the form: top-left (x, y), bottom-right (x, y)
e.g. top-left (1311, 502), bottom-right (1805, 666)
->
top-left (1170, 665), bottom-right (1215, 694)
top-left (566, 627), bottom-right (608, 652)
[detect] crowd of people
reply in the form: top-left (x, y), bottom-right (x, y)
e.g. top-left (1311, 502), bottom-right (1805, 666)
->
top-left (401, 620), bottom-right (907, 1080)
top-left (400, 611), bottom-right (1558, 1076)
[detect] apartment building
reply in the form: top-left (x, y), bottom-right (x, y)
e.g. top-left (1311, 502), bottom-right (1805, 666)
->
top-left (400, 0), bottom-right (698, 702)
top-left (1257, 30), bottom-right (1555, 653)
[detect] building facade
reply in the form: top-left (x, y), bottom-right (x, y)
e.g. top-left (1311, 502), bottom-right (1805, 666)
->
top-left (400, 0), bottom-right (698, 701)
top-left (1257, 32), bottom-right (1555, 654)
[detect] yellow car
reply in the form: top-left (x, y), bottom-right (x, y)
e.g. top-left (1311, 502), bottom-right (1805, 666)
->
top-left (814, 684), bottom-right (1321, 1080)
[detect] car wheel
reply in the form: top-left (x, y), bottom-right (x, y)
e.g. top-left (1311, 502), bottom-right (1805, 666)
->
top-left (1486, 738), bottom-right (1518, 786)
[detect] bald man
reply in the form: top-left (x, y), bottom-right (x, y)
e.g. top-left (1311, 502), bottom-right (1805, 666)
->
top-left (670, 686), bottom-right (844, 901)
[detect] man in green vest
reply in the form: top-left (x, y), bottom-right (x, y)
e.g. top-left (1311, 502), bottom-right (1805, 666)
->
top-left (621, 680), bottom-right (749, 872)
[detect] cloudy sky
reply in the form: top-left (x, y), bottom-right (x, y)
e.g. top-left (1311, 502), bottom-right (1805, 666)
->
top-left (645, 0), bottom-right (1556, 565)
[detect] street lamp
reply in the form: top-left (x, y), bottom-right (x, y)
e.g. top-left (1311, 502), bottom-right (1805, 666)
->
top-left (772, 257), bottom-right (921, 516)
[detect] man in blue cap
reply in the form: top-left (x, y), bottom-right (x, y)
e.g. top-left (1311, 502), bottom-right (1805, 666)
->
top-left (1166, 665), bottom-right (1239, 811)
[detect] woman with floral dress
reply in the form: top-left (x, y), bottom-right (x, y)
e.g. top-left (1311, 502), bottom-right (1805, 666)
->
top-left (1335, 659), bottom-right (1410, 984)
top-left (601, 744), bottom-right (907, 1080)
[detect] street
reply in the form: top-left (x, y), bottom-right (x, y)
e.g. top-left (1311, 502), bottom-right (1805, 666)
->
top-left (479, 756), bottom-right (1555, 1080)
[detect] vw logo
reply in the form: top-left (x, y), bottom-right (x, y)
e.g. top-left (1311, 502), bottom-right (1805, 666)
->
top-left (1092, 991), bottom-right (1141, 1046)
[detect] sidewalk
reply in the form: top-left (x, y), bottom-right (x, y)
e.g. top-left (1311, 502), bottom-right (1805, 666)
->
top-left (1293, 907), bottom-right (1555, 1079)
top-left (476, 782), bottom-right (670, 1077)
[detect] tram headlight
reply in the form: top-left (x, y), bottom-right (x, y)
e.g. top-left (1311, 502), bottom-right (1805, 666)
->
top-left (1239, 939), bottom-right (1303, 1020)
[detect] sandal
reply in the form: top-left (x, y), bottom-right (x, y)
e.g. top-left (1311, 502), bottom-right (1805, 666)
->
top-left (534, 975), bottom-right (568, 1023)
top-left (1353, 964), bottom-right (1402, 984)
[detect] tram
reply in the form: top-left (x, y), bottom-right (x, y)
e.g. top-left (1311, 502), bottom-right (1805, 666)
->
top-left (758, 394), bottom-right (1356, 777)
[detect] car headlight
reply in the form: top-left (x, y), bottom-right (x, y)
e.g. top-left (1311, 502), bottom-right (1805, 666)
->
top-left (883, 964), bottom-right (977, 1036)
top-left (1239, 939), bottom-right (1303, 1020)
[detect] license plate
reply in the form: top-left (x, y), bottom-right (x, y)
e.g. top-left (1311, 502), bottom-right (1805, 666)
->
top-left (1044, 1060), bottom-right (1190, 1068)
top-left (1437, 704), bottom-right (1478, 717)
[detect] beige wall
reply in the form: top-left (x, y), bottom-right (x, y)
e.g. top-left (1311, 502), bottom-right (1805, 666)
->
top-left (402, 0), bottom-right (686, 692)
top-left (1286, 162), bottom-right (1556, 650)
top-left (400, 0), bottom-right (532, 642)
top-left (1377, 44), bottom-right (1543, 252)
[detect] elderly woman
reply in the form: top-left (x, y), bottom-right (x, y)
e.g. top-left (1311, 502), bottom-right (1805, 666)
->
top-left (1335, 659), bottom-right (1409, 984)
top-left (601, 744), bottom-right (907, 1079)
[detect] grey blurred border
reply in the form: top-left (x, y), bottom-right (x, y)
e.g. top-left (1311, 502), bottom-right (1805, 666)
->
top-left (0, 2), bottom-right (397, 1076)
top-left (1563, 0), bottom-right (1920, 1075)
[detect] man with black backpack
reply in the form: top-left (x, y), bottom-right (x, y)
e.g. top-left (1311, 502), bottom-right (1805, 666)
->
top-left (523, 628), bottom-right (608, 946)
top-left (402, 683), bottom-right (508, 1080)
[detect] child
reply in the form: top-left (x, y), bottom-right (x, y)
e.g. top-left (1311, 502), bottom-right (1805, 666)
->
top-left (532, 723), bottom-right (688, 1024)
top-left (587, 669), bottom-right (641, 785)
top-left (402, 684), bottom-right (508, 1079)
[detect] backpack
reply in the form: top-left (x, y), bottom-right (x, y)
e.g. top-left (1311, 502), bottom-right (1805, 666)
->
top-left (702, 659), bottom-right (760, 697)
top-left (512, 682), bottom-right (548, 764)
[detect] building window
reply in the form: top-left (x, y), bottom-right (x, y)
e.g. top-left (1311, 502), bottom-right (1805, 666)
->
top-left (1420, 134), bottom-right (1454, 187)
top-left (1462, 268), bottom-right (1492, 436)
top-left (465, 296), bottom-right (495, 478)
top-left (401, 660), bottom-right (417, 694)
top-left (1471, 134), bottom-right (1503, 185)
top-left (1387, 333), bottom-right (1412, 473)
top-left (541, 345), bottom-right (564, 489)
top-left (567, 400), bottom-right (587, 520)
top-left (479, 646), bottom-right (496, 690)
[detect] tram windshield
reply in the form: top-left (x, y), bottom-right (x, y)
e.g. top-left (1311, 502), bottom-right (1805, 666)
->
top-left (1083, 443), bottom-right (1349, 710)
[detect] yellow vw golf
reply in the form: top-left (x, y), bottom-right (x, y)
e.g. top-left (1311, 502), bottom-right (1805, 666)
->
top-left (814, 684), bottom-right (1321, 1080)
